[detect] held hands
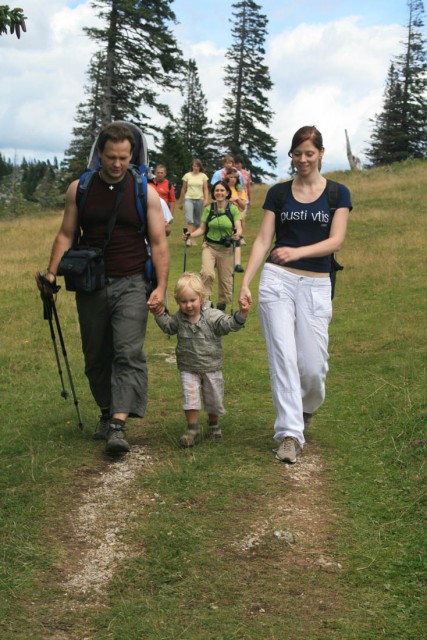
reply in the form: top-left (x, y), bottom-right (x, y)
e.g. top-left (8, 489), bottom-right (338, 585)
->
top-left (238, 284), bottom-right (252, 318)
top-left (147, 288), bottom-right (165, 316)
top-left (238, 295), bottom-right (252, 319)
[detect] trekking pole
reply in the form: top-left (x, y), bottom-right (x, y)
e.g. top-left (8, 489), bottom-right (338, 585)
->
top-left (183, 226), bottom-right (188, 272)
top-left (231, 227), bottom-right (237, 314)
top-left (43, 294), bottom-right (69, 400)
top-left (39, 276), bottom-right (84, 430)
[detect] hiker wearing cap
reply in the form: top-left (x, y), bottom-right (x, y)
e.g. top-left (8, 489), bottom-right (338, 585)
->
top-left (36, 123), bottom-right (169, 455)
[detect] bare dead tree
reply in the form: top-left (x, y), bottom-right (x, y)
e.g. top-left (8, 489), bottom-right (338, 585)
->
top-left (345, 129), bottom-right (362, 170)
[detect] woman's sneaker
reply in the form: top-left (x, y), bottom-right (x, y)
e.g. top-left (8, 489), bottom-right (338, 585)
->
top-left (275, 437), bottom-right (301, 464)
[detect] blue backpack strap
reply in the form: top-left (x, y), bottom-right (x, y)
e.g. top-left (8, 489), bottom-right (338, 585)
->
top-left (130, 166), bottom-right (157, 294)
top-left (76, 170), bottom-right (96, 214)
top-left (130, 166), bottom-right (148, 235)
top-left (73, 169), bottom-right (96, 245)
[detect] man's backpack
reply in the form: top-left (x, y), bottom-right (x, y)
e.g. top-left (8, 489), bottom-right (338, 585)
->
top-left (280, 179), bottom-right (343, 299)
top-left (76, 121), bottom-right (157, 295)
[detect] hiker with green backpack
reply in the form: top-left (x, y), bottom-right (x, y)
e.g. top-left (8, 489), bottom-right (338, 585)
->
top-left (36, 122), bottom-right (169, 455)
top-left (183, 180), bottom-right (243, 312)
top-left (239, 125), bottom-right (352, 465)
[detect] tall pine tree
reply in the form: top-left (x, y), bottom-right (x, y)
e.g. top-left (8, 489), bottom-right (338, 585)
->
top-left (367, 0), bottom-right (426, 165)
top-left (85, 0), bottom-right (185, 126)
top-left (177, 59), bottom-right (219, 176)
top-left (64, 0), bottom-right (185, 175)
top-left (62, 52), bottom-right (106, 179)
top-left (150, 123), bottom-right (190, 190)
top-left (218, 0), bottom-right (276, 182)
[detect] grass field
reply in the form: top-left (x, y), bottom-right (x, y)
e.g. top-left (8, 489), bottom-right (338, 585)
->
top-left (0, 160), bottom-right (425, 639)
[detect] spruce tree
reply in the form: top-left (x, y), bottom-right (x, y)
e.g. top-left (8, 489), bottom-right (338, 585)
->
top-left (366, 64), bottom-right (408, 165)
top-left (62, 52), bottom-right (106, 180)
top-left (151, 123), bottom-right (191, 191)
top-left (64, 0), bottom-right (185, 176)
top-left (218, 0), bottom-right (277, 182)
top-left (367, 0), bottom-right (426, 165)
top-left (0, 6), bottom-right (27, 38)
top-left (84, 0), bottom-right (185, 127)
top-left (177, 59), bottom-right (219, 176)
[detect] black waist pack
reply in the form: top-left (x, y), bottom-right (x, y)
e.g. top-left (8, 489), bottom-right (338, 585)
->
top-left (57, 246), bottom-right (105, 292)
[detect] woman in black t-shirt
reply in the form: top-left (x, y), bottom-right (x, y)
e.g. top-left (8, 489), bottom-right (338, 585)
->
top-left (239, 126), bottom-right (352, 464)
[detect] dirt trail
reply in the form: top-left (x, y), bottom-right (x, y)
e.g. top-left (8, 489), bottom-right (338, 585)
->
top-left (65, 448), bottom-right (339, 589)
top-left (42, 441), bottom-right (343, 639)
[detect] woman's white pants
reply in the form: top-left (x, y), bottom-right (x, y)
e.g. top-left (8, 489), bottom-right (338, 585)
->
top-left (258, 264), bottom-right (332, 446)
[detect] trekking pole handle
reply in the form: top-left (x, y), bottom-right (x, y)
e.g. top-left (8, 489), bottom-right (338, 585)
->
top-left (39, 273), bottom-right (60, 294)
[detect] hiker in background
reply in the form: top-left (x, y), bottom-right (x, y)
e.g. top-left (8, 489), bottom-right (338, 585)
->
top-left (224, 167), bottom-right (247, 273)
top-left (152, 272), bottom-right (251, 447)
top-left (36, 123), bottom-right (169, 455)
top-left (234, 154), bottom-right (252, 208)
top-left (239, 125), bottom-right (352, 464)
top-left (178, 159), bottom-right (209, 245)
top-left (151, 164), bottom-right (176, 216)
top-left (183, 180), bottom-right (242, 311)
top-left (210, 153), bottom-right (244, 187)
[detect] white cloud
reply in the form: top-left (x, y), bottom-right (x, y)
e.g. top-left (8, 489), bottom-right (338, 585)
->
top-left (0, 3), bottom-right (404, 174)
top-left (266, 17), bottom-right (403, 173)
top-left (1, 1), bottom-right (99, 159)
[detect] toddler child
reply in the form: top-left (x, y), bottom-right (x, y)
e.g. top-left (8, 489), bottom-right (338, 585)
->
top-left (153, 272), bottom-right (251, 447)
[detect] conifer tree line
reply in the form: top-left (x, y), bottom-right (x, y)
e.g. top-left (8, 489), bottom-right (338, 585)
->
top-left (62, 0), bottom-right (277, 186)
top-left (1, 0), bottom-right (425, 212)
top-left (366, 0), bottom-right (426, 165)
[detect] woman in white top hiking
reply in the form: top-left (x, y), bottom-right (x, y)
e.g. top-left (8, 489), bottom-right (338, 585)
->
top-left (178, 159), bottom-right (209, 243)
top-left (239, 125), bottom-right (352, 464)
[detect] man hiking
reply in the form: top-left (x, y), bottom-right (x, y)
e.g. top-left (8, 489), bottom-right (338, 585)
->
top-left (36, 123), bottom-right (169, 454)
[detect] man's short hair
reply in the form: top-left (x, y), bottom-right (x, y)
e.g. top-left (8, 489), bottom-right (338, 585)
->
top-left (97, 123), bottom-right (135, 153)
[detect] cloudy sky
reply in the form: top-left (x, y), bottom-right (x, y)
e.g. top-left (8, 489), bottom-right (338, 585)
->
top-left (1, 0), bottom-right (410, 177)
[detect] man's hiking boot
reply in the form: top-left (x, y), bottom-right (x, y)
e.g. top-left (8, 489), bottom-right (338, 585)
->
top-left (105, 423), bottom-right (130, 454)
top-left (303, 412), bottom-right (313, 431)
top-left (179, 427), bottom-right (202, 448)
top-left (276, 437), bottom-right (301, 464)
top-left (208, 424), bottom-right (223, 440)
top-left (93, 414), bottom-right (110, 441)
top-left (234, 264), bottom-right (244, 273)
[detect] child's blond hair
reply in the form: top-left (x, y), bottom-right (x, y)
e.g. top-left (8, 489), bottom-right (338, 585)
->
top-left (174, 272), bottom-right (207, 305)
